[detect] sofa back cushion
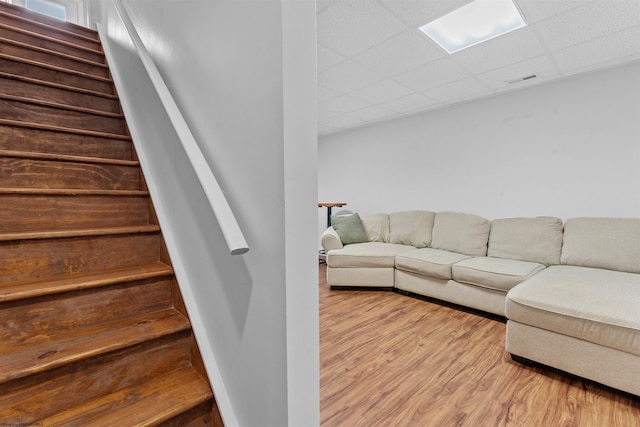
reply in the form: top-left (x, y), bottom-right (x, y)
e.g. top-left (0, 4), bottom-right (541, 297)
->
top-left (561, 217), bottom-right (640, 273)
top-left (431, 211), bottom-right (490, 256)
top-left (389, 211), bottom-right (435, 248)
top-left (488, 217), bottom-right (563, 265)
top-left (361, 213), bottom-right (390, 243)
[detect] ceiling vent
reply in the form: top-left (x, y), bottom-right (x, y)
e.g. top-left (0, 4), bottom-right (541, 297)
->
top-left (506, 74), bottom-right (537, 84)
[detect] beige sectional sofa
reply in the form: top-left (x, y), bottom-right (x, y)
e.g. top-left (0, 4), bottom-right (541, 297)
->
top-left (321, 211), bottom-right (640, 396)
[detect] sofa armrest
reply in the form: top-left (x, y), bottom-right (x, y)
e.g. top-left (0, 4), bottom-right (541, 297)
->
top-left (321, 227), bottom-right (343, 251)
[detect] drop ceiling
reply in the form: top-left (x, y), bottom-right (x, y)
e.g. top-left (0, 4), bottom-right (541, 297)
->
top-left (317, 0), bottom-right (640, 136)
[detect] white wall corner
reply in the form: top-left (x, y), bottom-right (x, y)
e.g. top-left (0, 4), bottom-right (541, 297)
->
top-left (282, 0), bottom-right (320, 425)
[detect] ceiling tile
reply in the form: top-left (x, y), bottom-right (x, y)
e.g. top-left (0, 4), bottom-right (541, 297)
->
top-left (318, 45), bottom-right (345, 72)
top-left (319, 123), bottom-right (341, 135)
top-left (317, 107), bottom-right (338, 122)
top-left (320, 114), bottom-right (369, 130)
top-left (316, 0), bottom-right (640, 137)
top-left (349, 79), bottom-right (414, 104)
top-left (516, 0), bottom-right (593, 24)
top-left (319, 94), bottom-right (371, 114)
top-left (317, 0), bottom-right (408, 57)
top-left (534, 0), bottom-right (640, 52)
top-left (318, 86), bottom-right (342, 103)
top-left (348, 105), bottom-right (399, 121)
top-left (552, 26), bottom-right (640, 74)
top-left (476, 55), bottom-right (560, 90)
top-left (351, 29), bottom-right (446, 77)
top-left (452, 27), bottom-right (547, 74)
top-left (379, 0), bottom-right (469, 26)
top-left (393, 57), bottom-right (471, 92)
top-left (424, 77), bottom-right (492, 103)
top-left (316, 0), bottom-right (334, 13)
top-left (319, 60), bottom-right (384, 93)
top-left (381, 93), bottom-right (440, 113)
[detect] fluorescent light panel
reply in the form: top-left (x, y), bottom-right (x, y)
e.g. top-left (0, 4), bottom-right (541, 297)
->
top-left (419, 0), bottom-right (526, 54)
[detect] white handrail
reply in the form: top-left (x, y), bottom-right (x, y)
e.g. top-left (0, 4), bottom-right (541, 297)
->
top-left (111, 0), bottom-right (249, 256)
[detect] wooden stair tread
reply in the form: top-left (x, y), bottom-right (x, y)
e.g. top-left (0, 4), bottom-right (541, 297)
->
top-left (0, 262), bottom-right (174, 303)
top-left (40, 366), bottom-right (212, 427)
top-left (0, 21), bottom-right (104, 56)
top-left (0, 149), bottom-right (138, 166)
top-left (0, 52), bottom-right (113, 84)
top-left (0, 36), bottom-right (107, 68)
top-left (0, 93), bottom-right (124, 119)
top-left (0, 224), bottom-right (160, 242)
top-left (0, 4), bottom-right (99, 42)
top-left (0, 118), bottom-right (131, 140)
top-left (0, 188), bottom-right (147, 196)
top-left (0, 11), bottom-right (99, 44)
top-left (0, 308), bottom-right (190, 383)
top-left (0, 70), bottom-right (118, 99)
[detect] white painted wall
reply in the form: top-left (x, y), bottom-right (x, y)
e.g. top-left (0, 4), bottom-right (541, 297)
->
top-left (319, 62), bottom-right (640, 239)
top-left (95, 0), bottom-right (318, 425)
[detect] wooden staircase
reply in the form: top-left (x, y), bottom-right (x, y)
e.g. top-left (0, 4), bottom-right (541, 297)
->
top-left (0, 3), bottom-right (223, 425)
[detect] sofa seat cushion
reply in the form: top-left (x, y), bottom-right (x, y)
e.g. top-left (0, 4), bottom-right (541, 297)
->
top-left (506, 265), bottom-right (640, 357)
top-left (327, 242), bottom-right (415, 268)
top-left (395, 248), bottom-right (471, 280)
top-left (452, 257), bottom-right (546, 292)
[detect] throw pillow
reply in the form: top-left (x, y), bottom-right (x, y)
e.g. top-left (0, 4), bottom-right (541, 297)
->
top-left (331, 213), bottom-right (368, 245)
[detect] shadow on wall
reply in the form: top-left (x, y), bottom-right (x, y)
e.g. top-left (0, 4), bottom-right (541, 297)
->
top-left (104, 32), bottom-right (254, 359)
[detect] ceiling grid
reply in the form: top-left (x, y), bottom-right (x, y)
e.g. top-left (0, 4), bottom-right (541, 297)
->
top-left (317, 0), bottom-right (640, 136)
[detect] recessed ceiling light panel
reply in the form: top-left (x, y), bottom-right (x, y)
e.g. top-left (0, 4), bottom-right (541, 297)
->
top-left (419, 0), bottom-right (527, 54)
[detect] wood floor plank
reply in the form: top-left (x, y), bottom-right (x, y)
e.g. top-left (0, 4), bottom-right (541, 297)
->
top-left (319, 264), bottom-right (640, 426)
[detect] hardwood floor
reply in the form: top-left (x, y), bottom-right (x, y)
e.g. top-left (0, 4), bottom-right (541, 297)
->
top-left (319, 264), bottom-right (640, 426)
